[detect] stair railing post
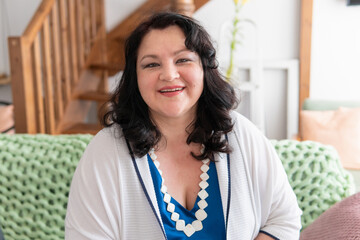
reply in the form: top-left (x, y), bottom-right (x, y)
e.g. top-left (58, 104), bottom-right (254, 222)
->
top-left (8, 37), bottom-right (37, 133)
top-left (170, 0), bottom-right (195, 16)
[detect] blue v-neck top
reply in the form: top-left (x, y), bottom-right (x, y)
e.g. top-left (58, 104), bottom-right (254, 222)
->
top-left (147, 155), bottom-right (226, 239)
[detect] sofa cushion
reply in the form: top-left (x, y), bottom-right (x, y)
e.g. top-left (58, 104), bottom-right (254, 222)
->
top-left (0, 134), bottom-right (93, 239)
top-left (271, 140), bottom-right (355, 229)
top-left (0, 224), bottom-right (4, 240)
top-left (300, 107), bottom-right (360, 169)
top-left (300, 192), bottom-right (360, 240)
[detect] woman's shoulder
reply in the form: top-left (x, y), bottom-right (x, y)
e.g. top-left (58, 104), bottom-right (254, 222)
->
top-left (229, 110), bottom-right (263, 137)
top-left (89, 125), bottom-right (123, 147)
top-left (228, 110), bottom-right (273, 157)
top-left (80, 124), bottom-right (129, 165)
top-left (95, 124), bottom-right (123, 141)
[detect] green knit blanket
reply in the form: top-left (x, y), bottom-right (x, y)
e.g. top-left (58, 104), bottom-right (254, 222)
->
top-left (0, 134), bottom-right (92, 240)
top-left (272, 140), bottom-right (355, 229)
top-left (0, 135), bottom-right (355, 239)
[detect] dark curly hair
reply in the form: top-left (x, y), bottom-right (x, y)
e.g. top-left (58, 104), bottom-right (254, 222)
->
top-left (102, 12), bottom-right (237, 161)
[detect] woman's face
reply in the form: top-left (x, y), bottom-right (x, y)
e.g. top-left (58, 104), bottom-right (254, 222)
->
top-left (136, 25), bottom-right (204, 123)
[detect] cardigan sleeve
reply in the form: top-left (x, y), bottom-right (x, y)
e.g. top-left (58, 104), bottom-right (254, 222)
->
top-left (231, 111), bottom-right (302, 239)
top-left (256, 138), bottom-right (302, 239)
top-left (65, 128), bottom-right (122, 240)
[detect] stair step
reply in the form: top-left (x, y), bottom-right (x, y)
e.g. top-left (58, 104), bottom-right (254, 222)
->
top-left (76, 91), bottom-right (111, 102)
top-left (61, 123), bottom-right (102, 135)
top-left (89, 63), bottom-right (122, 71)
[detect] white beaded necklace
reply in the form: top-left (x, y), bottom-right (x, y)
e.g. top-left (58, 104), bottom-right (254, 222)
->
top-left (149, 148), bottom-right (210, 237)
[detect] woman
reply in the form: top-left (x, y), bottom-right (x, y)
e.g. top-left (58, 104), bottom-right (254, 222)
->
top-left (65, 12), bottom-right (301, 239)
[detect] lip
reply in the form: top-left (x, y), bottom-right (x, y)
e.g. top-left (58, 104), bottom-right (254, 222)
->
top-left (158, 85), bottom-right (185, 97)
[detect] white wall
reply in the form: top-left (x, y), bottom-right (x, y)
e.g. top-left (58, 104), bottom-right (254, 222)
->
top-left (0, 0), bottom-right (41, 102)
top-left (194, 0), bottom-right (300, 139)
top-left (0, 0), bottom-right (42, 76)
top-left (105, 0), bottom-right (146, 31)
top-left (194, 0), bottom-right (300, 61)
top-left (0, 1), bottom-right (8, 76)
top-left (310, 0), bottom-right (360, 101)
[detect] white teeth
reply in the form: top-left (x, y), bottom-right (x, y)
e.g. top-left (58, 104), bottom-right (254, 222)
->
top-left (160, 88), bottom-right (183, 93)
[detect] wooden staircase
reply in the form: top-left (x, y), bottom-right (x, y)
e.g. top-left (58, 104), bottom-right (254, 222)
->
top-left (8, 0), bottom-right (208, 135)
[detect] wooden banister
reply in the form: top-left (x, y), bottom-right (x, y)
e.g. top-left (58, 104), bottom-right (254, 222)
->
top-left (77, 0), bottom-right (86, 71)
top-left (9, 0), bottom-right (207, 134)
top-left (23, 0), bottom-right (56, 42)
top-left (58, 0), bottom-right (71, 105)
top-left (41, 16), bottom-right (57, 134)
top-left (171, 0), bottom-right (195, 16)
top-left (32, 35), bottom-right (46, 133)
top-left (50, 2), bottom-right (64, 123)
top-left (9, 0), bottom-right (107, 134)
top-left (8, 37), bottom-right (37, 133)
top-left (68, 0), bottom-right (79, 86)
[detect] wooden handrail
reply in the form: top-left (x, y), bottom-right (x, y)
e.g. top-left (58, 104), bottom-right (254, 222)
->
top-left (9, 0), bottom-right (206, 134)
top-left (8, 37), bottom-right (37, 133)
top-left (23, 0), bottom-right (55, 43)
top-left (9, 0), bottom-right (107, 134)
top-left (171, 0), bottom-right (195, 16)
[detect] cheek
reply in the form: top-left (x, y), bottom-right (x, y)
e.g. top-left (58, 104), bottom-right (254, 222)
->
top-left (137, 73), bottom-right (157, 105)
top-left (137, 76), bottom-right (148, 100)
top-left (183, 67), bottom-right (204, 87)
top-left (192, 70), bottom-right (204, 93)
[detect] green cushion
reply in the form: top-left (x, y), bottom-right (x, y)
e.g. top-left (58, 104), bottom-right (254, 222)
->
top-left (0, 225), bottom-right (4, 240)
top-left (302, 98), bottom-right (360, 111)
top-left (0, 134), bottom-right (93, 240)
top-left (271, 140), bottom-right (355, 230)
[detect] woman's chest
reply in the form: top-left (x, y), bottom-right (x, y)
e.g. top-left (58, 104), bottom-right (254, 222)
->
top-left (157, 158), bottom-right (204, 211)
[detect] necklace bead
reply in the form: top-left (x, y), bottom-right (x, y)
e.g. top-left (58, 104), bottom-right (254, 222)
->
top-left (149, 147), bottom-right (210, 237)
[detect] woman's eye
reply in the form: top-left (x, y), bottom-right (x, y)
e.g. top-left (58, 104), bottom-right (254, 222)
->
top-left (143, 63), bottom-right (159, 68)
top-left (177, 58), bottom-right (191, 63)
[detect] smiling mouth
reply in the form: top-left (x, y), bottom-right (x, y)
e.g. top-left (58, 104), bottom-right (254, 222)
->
top-left (159, 87), bottom-right (184, 93)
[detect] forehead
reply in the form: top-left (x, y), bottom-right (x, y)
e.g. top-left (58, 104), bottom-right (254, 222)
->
top-left (146, 25), bottom-right (186, 40)
top-left (138, 26), bottom-right (186, 52)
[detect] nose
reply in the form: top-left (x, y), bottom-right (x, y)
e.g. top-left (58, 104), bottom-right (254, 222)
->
top-left (159, 62), bottom-right (179, 81)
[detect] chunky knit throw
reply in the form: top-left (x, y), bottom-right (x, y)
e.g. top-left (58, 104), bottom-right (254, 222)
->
top-left (271, 140), bottom-right (355, 230)
top-left (0, 134), bottom-right (92, 240)
top-left (0, 135), bottom-right (355, 239)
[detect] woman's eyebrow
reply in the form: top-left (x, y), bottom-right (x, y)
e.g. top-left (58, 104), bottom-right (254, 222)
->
top-left (139, 54), bottom-right (158, 62)
top-left (174, 48), bottom-right (195, 56)
top-left (139, 48), bottom-right (192, 62)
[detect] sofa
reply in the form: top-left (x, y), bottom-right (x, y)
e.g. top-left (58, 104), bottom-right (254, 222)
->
top-left (0, 134), bottom-right (356, 239)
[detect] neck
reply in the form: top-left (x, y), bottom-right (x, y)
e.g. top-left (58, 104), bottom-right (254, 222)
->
top-left (151, 114), bottom-right (196, 150)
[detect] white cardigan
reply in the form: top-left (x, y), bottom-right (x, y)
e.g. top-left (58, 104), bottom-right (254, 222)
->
top-left (65, 111), bottom-right (302, 240)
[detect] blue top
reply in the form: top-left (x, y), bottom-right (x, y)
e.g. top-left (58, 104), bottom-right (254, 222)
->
top-left (147, 155), bottom-right (226, 240)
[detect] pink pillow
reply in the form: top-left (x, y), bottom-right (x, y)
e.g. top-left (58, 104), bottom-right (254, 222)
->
top-left (300, 107), bottom-right (360, 169)
top-left (0, 104), bottom-right (15, 134)
top-left (300, 192), bottom-right (360, 240)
